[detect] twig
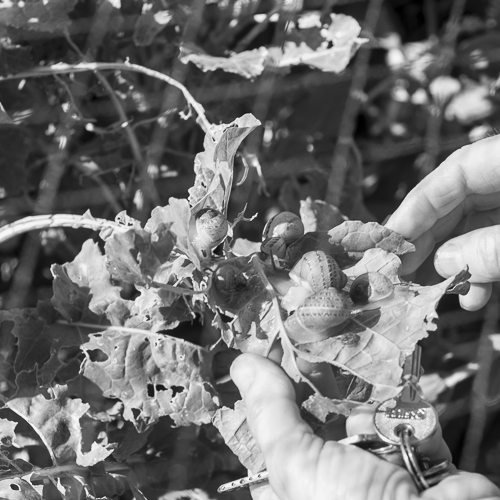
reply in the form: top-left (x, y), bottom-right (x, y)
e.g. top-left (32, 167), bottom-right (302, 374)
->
top-left (325, 0), bottom-right (384, 207)
top-left (0, 61), bottom-right (212, 134)
top-left (234, 5), bottom-right (281, 53)
top-left (64, 31), bottom-right (161, 209)
top-left (0, 214), bottom-right (118, 245)
top-left (459, 283), bottom-right (500, 471)
top-left (145, 0), bottom-right (206, 182)
top-left (419, 0), bottom-right (467, 179)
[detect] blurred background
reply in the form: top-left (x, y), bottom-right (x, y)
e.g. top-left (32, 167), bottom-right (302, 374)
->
top-left (1, 0), bottom-right (500, 498)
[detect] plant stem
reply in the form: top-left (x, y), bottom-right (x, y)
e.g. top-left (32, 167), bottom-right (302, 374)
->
top-left (325, 0), bottom-right (384, 208)
top-left (0, 62), bottom-right (212, 134)
top-left (0, 214), bottom-right (118, 246)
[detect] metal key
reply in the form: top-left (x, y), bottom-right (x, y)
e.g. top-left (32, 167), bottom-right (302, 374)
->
top-left (374, 345), bottom-right (439, 446)
top-left (217, 434), bottom-right (399, 493)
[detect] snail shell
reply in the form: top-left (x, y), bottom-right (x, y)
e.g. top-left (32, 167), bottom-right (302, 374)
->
top-left (284, 288), bottom-right (351, 342)
top-left (262, 211), bottom-right (304, 243)
top-left (289, 250), bottom-right (347, 293)
top-left (349, 272), bottom-right (394, 305)
top-left (192, 207), bottom-right (228, 252)
top-left (260, 236), bottom-right (287, 259)
top-left (213, 263), bottom-right (248, 311)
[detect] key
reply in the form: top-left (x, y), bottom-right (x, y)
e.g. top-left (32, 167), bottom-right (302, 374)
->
top-left (373, 345), bottom-right (439, 446)
top-left (217, 435), bottom-right (398, 493)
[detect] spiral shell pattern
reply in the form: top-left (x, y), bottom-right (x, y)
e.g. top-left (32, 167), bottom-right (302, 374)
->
top-left (290, 250), bottom-right (347, 293)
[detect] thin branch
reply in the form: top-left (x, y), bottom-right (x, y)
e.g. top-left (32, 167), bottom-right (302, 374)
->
top-left (64, 32), bottom-right (161, 209)
top-left (0, 61), bottom-right (212, 134)
top-left (419, 0), bottom-right (467, 179)
top-left (0, 214), bottom-right (118, 246)
top-left (234, 5), bottom-right (281, 53)
top-left (325, 0), bottom-right (384, 208)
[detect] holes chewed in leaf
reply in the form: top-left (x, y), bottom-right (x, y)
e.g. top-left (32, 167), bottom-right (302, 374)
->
top-left (171, 385), bottom-right (185, 397)
top-left (10, 484), bottom-right (20, 490)
top-left (155, 384), bottom-right (167, 392)
top-left (147, 384), bottom-right (155, 398)
top-left (86, 349), bottom-right (108, 362)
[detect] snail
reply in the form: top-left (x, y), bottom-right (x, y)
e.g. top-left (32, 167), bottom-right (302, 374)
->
top-left (349, 272), bottom-right (394, 305)
top-left (260, 236), bottom-right (287, 259)
top-left (284, 288), bottom-right (351, 343)
top-left (190, 207), bottom-right (228, 256)
top-left (289, 250), bottom-right (347, 293)
top-left (262, 211), bottom-right (304, 243)
top-left (213, 263), bottom-right (249, 311)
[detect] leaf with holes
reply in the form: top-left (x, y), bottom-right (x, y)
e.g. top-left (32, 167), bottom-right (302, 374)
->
top-left (6, 386), bottom-right (114, 467)
top-left (105, 286), bottom-right (196, 332)
top-left (0, 478), bottom-right (42, 500)
top-left (82, 330), bottom-right (220, 431)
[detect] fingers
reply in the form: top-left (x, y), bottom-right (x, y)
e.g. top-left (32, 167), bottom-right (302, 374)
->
top-left (423, 471), bottom-right (500, 500)
top-left (434, 225), bottom-right (500, 283)
top-left (458, 283), bottom-right (492, 311)
top-left (230, 353), bottom-right (318, 496)
top-left (386, 135), bottom-right (500, 241)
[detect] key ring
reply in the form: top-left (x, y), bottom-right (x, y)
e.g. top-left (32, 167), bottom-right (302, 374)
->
top-left (217, 434), bottom-right (400, 494)
top-left (398, 426), bottom-right (430, 491)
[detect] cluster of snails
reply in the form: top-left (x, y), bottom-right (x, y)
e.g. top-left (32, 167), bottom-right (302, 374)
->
top-left (191, 207), bottom-right (396, 344)
top-left (260, 212), bottom-right (395, 344)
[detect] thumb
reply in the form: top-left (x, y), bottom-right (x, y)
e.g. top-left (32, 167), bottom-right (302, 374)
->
top-left (434, 226), bottom-right (500, 282)
top-left (230, 354), bottom-right (317, 498)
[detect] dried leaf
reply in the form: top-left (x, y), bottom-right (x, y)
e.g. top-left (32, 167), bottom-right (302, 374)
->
top-left (301, 393), bottom-right (364, 421)
top-left (180, 43), bottom-right (267, 79)
top-left (328, 221), bottom-right (415, 260)
top-left (321, 14), bottom-right (362, 46)
top-left (212, 400), bottom-right (265, 474)
top-left (82, 330), bottom-right (220, 430)
top-left (188, 114), bottom-right (261, 213)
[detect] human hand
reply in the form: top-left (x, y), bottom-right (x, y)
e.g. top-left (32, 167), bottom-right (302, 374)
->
top-left (385, 135), bottom-right (500, 311)
top-left (231, 353), bottom-right (500, 500)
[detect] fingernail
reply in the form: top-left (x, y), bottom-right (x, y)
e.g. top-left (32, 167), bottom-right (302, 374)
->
top-left (230, 355), bottom-right (256, 395)
top-left (434, 243), bottom-right (462, 277)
